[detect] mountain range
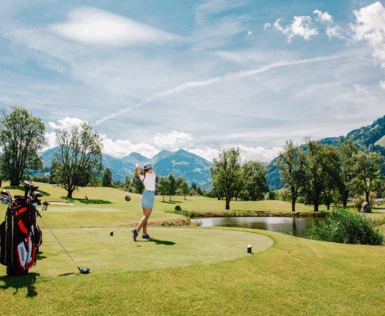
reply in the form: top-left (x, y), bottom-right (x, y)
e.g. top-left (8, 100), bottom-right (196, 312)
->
top-left (41, 148), bottom-right (213, 188)
top-left (267, 115), bottom-right (385, 190)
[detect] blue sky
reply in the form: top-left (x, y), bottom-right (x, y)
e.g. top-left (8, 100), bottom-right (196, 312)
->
top-left (0, 0), bottom-right (385, 161)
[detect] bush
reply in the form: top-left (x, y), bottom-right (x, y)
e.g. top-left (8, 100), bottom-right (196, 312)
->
top-left (175, 205), bottom-right (182, 211)
top-left (305, 208), bottom-right (384, 245)
top-left (267, 191), bottom-right (276, 200)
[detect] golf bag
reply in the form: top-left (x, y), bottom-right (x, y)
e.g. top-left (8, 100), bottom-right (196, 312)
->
top-left (0, 181), bottom-right (43, 276)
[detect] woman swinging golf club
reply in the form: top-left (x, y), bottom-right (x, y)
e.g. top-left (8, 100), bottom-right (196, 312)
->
top-left (132, 163), bottom-right (156, 241)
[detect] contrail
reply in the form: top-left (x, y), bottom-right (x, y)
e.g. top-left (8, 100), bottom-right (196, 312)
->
top-left (95, 54), bottom-right (346, 125)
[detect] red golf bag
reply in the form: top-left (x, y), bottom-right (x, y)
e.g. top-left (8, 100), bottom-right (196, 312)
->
top-left (0, 181), bottom-right (43, 276)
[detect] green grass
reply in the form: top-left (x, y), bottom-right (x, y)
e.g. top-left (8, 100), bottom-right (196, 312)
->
top-left (1, 228), bottom-right (385, 315)
top-left (1, 182), bottom-right (385, 315)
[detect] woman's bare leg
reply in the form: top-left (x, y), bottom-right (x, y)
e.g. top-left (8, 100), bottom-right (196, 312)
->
top-left (136, 208), bottom-right (152, 232)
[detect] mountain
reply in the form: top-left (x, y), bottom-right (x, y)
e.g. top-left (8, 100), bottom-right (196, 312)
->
top-left (103, 155), bottom-right (135, 182)
top-left (151, 149), bottom-right (173, 164)
top-left (154, 149), bottom-right (212, 188)
top-left (39, 148), bottom-right (213, 188)
top-left (121, 152), bottom-right (149, 165)
top-left (267, 115), bottom-right (385, 190)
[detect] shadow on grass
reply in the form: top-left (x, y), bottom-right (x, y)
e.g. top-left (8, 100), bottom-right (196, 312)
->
top-left (160, 200), bottom-right (183, 205)
top-left (64, 198), bottom-right (112, 205)
top-left (0, 273), bottom-right (39, 297)
top-left (149, 239), bottom-right (176, 246)
top-left (36, 251), bottom-right (47, 261)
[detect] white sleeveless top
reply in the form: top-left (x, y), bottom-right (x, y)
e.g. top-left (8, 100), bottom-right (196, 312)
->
top-left (140, 172), bottom-right (156, 191)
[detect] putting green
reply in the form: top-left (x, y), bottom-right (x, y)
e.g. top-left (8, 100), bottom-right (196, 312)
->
top-left (0, 228), bottom-right (273, 277)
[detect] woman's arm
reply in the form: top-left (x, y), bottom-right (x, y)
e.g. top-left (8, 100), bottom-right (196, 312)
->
top-left (135, 164), bottom-right (143, 178)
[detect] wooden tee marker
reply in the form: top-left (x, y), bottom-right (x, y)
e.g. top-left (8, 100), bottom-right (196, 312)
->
top-left (247, 245), bottom-right (252, 253)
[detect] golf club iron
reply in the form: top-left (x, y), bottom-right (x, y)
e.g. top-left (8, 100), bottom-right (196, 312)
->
top-left (38, 213), bottom-right (90, 274)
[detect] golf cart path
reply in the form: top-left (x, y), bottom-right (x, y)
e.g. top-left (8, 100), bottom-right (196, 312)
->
top-left (21, 227), bottom-right (273, 276)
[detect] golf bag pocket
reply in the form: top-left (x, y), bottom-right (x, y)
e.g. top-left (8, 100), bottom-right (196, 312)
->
top-left (16, 237), bottom-right (36, 270)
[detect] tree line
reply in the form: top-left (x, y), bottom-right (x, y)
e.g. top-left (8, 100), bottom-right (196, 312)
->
top-left (275, 138), bottom-right (383, 212)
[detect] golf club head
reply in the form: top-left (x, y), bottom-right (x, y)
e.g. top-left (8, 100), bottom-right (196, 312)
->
top-left (79, 267), bottom-right (90, 274)
top-left (125, 195), bottom-right (131, 202)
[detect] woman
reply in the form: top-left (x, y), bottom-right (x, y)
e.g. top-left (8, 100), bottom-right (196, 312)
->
top-left (132, 163), bottom-right (156, 241)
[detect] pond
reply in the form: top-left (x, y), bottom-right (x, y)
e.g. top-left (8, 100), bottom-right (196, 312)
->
top-left (191, 217), bottom-right (320, 237)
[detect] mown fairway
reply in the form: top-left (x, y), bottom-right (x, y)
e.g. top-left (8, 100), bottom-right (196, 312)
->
top-left (1, 183), bottom-right (385, 315)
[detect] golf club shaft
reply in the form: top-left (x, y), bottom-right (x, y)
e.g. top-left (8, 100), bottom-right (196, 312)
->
top-left (126, 169), bottom-right (136, 194)
top-left (38, 214), bottom-right (80, 271)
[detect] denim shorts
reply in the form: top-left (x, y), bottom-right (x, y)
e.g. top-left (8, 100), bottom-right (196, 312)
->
top-left (141, 190), bottom-right (155, 209)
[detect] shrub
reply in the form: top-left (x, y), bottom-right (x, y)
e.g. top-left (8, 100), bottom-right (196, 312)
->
top-left (175, 205), bottom-right (182, 211)
top-left (305, 208), bottom-right (384, 245)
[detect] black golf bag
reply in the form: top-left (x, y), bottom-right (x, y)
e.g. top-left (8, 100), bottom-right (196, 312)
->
top-left (0, 181), bottom-right (43, 276)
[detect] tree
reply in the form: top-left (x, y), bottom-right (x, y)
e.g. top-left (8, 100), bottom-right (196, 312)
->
top-left (168, 173), bottom-right (177, 201)
top-left (180, 181), bottom-right (189, 200)
top-left (275, 140), bottom-right (307, 212)
top-left (321, 145), bottom-right (341, 210)
top-left (242, 161), bottom-right (269, 201)
top-left (52, 122), bottom-right (103, 198)
top-left (210, 148), bottom-right (242, 210)
top-left (0, 106), bottom-right (46, 185)
top-left (303, 140), bottom-right (326, 212)
top-left (157, 177), bottom-right (169, 202)
top-left (131, 175), bottom-right (145, 194)
top-left (352, 151), bottom-right (382, 203)
top-left (102, 168), bottom-right (112, 187)
top-left (336, 139), bottom-right (359, 208)
top-left (176, 176), bottom-right (185, 189)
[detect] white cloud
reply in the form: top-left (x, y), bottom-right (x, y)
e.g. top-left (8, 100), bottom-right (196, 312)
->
top-left (353, 84), bottom-right (368, 94)
top-left (48, 117), bottom-right (86, 130)
top-left (379, 80), bottom-right (385, 89)
top-left (264, 23), bottom-right (271, 30)
top-left (50, 7), bottom-right (180, 46)
top-left (237, 145), bottom-right (282, 162)
top-left (274, 16), bottom-right (318, 43)
top-left (326, 25), bottom-right (344, 39)
top-left (190, 145), bottom-right (282, 162)
top-left (44, 118), bottom-right (193, 158)
top-left (101, 135), bottom-right (159, 158)
top-left (189, 147), bottom-right (220, 162)
top-left (153, 131), bottom-right (193, 151)
top-left (351, 2), bottom-right (385, 67)
top-left (313, 10), bottom-right (333, 24)
top-left (246, 31), bottom-right (252, 39)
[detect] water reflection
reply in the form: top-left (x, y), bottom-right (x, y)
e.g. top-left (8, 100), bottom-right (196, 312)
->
top-left (191, 217), bottom-right (318, 237)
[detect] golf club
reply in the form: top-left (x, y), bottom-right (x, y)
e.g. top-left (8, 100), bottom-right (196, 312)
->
top-left (125, 170), bottom-right (136, 202)
top-left (37, 212), bottom-right (90, 274)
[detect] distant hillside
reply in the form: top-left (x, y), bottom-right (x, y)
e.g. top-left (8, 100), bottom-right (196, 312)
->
top-left (267, 115), bottom-right (385, 190)
top-left (155, 149), bottom-right (212, 188)
top-left (39, 148), bottom-right (213, 188)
